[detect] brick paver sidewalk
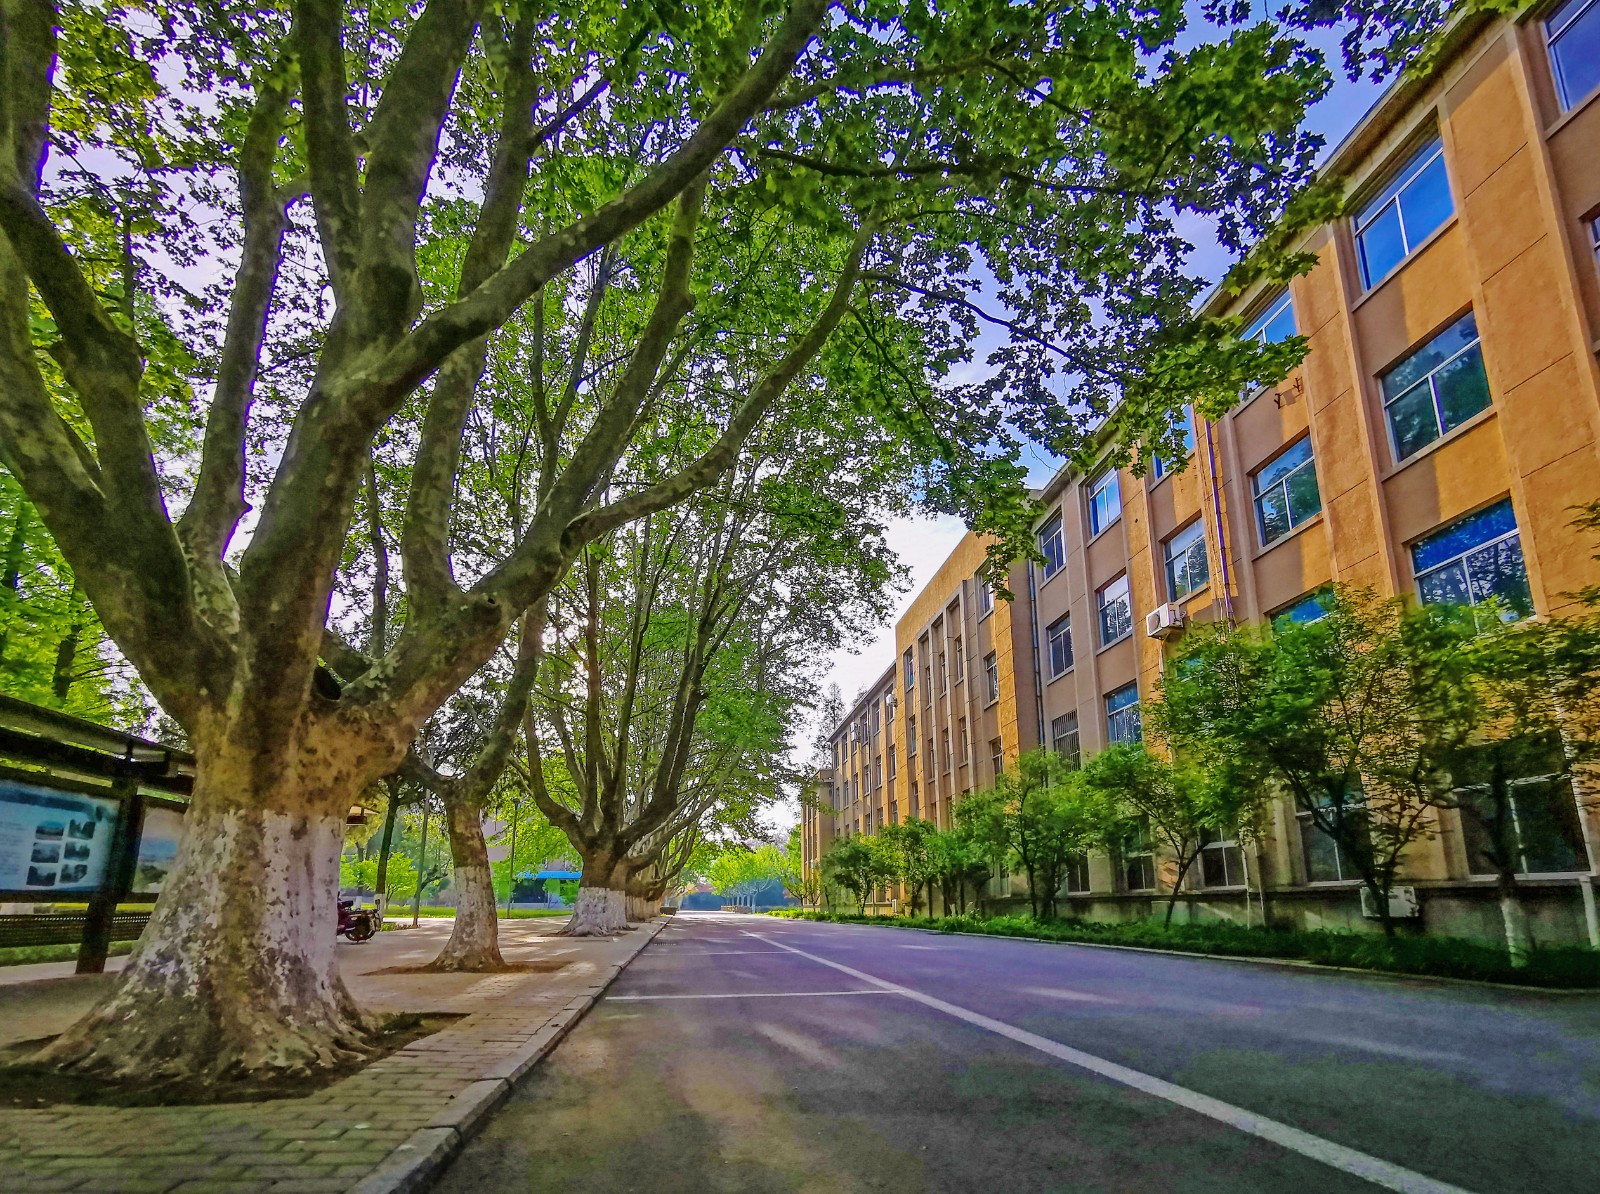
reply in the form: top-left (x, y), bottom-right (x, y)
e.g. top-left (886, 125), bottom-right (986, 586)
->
top-left (0, 917), bottom-right (664, 1193)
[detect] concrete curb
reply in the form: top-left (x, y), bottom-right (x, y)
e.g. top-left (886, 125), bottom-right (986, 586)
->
top-left (780, 916), bottom-right (1600, 996)
top-left (348, 919), bottom-right (665, 1194)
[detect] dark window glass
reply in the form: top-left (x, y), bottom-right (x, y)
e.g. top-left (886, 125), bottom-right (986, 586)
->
top-left (1380, 312), bottom-right (1490, 461)
top-left (1039, 515), bottom-right (1066, 579)
top-left (1047, 615), bottom-right (1072, 678)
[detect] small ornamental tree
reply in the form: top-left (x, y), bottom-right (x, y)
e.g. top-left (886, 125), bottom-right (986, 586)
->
top-left (1403, 602), bottom-right (1600, 964)
top-left (1155, 590), bottom-right (1440, 936)
top-left (929, 822), bottom-right (995, 916)
top-left (879, 817), bottom-right (939, 915)
top-left (822, 835), bottom-right (890, 916)
top-left (958, 751), bottom-right (1093, 920)
top-left (1075, 744), bottom-right (1226, 926)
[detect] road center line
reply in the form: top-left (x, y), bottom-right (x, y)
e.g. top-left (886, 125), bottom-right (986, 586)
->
top-left (745, 932), bottom-right (1474, 1194)
top-left (608, 989), bottom-right (899, 1001)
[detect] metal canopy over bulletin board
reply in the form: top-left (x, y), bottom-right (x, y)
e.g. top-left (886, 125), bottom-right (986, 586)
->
top-left (0, 694), bottom-right (194, 972)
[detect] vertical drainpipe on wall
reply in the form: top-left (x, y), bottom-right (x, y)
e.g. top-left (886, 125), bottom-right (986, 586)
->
top-left (1026, 558), bottom-right (1046, 755)
top-left (1202, 417), bottom-right (1235, 628)
top-left (1203, 414), bottom-right (1265, 923)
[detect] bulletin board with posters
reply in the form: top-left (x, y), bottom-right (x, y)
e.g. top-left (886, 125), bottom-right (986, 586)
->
top-left (0, 774), bottom-right (124, 895)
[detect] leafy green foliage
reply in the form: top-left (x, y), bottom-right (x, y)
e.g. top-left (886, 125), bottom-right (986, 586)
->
top-left (1075, 744), bottom-right (1235, 925)
top-left (821, 834), bottom-right (894, 915)
top-left (956, 750), bottom-right (1096, 920)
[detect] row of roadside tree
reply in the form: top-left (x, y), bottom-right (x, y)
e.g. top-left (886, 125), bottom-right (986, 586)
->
top-left (820, 583), bottom-right (1600, 964)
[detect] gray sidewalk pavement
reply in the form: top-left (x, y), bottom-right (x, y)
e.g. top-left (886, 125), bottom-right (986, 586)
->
top-left (0, 916), bottom-right (664, 1193)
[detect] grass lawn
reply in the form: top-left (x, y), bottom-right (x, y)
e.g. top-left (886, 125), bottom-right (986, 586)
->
top-left (0, 941), bottom-right (136, 967)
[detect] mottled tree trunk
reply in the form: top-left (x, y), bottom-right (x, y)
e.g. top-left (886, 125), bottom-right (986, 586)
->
top-left (562, 853), bottom-right (633, 936)
top-left (426, 798), bottom-right (505, 971)
top-left (35, 732), bottom-right (374, 1085)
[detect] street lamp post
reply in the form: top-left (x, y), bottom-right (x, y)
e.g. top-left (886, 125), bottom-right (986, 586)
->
top-left (504, 798), bottom-right (522, 919)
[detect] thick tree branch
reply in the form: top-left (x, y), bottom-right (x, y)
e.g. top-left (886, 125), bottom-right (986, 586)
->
top-left (367, 0), bottom-right (827, 403)
top-left (296, 0), bottom-right (363, 295)
top-left (400, 16), bottom-right (541, 612)
top-left (179, 60), bottom-right (296, 565)
top-left (559, 218), bottom-right (876, 552)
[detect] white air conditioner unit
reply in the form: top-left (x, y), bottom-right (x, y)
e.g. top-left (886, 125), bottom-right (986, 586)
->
top-left (1145, 604), bottom-right (1185, 639)
top-left (1359, 885), bottom-right (1421, 920)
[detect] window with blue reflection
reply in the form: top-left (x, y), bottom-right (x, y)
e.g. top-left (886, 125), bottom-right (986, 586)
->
top-left (1244, 292), bottom-right (1296, 345)
top-left (1271, 588), bottom-right (1333, 630)
top-left (1355, 139), bottom-right (1453, 288)
top-left (1548, 0), bottom-right (1600, 111)
top-left (1381, 311), bottom-right (1491, 461)
top-left (1088, 470), bottom-right (1121, 535)
top-left (1106, 683), bottom-right (1142, 746)
top-left (1412, 499), bottom-right (1532, 618)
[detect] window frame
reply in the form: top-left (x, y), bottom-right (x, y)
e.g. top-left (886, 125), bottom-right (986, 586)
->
top-left (983, 651), bottom-right (999, 704)
top-left (977, 576), bottom-right (994, 618)
top-left (1150, 409), bottom-right (1197, 481)
top-left (1380, 310), bottom-right (1491, 464)
top-left (1411, 498), bottom-right (1532, 619)
top-left (1097, 574), bottom-right (1132, 647)
top-left (1038, 512), bottom-right (1066, 580)
top-left (1354, 137), bottom-right (1453, 289)
top-left (1046, 614), bottom-right (1073, 679)
top-left (989, 738), bottom-right (1004, 779)
top-left (1458, 768), bottom-right (1588, 877)
top-left (1251, 436), bottom-right (1322, 547)
top-left (1163, 521), bottom-right (1210, 602)
top-left (1547, 0), bottom-right (1600, 111)
top-left (1298, 806), bottom-right (1366, 884)
top-left (1243, 291), bottom-right (1296, 346)
top-left (1050, 711), bottom-right (1081, 768)
top-left (952, 635), bottom-right (964, 681)
top-left (1088, 470), bottom-right (1122, 537)
top-left (1105, 681), bottom-right (1142, 746)
top-left (1120, 815), bottom-right (1156, 892)
top-left (1199, 828), bottom-right (1247, 889)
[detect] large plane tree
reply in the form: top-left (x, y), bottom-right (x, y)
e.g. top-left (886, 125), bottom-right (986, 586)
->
top-left (0, 0), bottom-right (1448, 1085)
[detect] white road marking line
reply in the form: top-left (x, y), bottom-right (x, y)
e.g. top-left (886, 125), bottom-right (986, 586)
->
top-left (607, 989), bottom-right (900, 1001)
top-left (745, 932), bottom-right (1476, 1194)
top-left (650, 949), bottom-right (791, 956)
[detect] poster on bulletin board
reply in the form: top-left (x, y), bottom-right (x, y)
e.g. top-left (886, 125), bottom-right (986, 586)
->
top-left (0, 779), bottom-right (122, 893)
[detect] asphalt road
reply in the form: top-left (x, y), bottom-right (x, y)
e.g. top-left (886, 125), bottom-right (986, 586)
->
top-left (433, 913), bottom-right (1600, 1194)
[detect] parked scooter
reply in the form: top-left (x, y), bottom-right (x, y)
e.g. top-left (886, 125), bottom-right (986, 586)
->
top-left (338, 897), bottom-right (379, 943)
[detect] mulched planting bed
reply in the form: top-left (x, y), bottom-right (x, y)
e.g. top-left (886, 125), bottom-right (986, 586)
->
top-left (0, 1011), bottom-right (464, 1108)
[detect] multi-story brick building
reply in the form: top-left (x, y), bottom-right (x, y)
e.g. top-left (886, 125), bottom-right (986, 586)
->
top-left (803, 4), bottom-right (1600, 944)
